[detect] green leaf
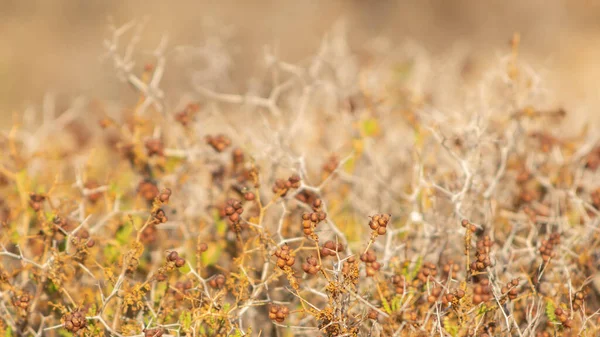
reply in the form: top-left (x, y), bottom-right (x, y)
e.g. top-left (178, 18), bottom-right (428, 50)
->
top-left (179, 311), bottom-right (192, 331)
top-left (44, 211), bottom-right (55, 223)
top-left (381, 296), bottom-right (392, 315)
top-left (5, 327), bottom-right (12, 337)
top-left (201, 243), bottom-right (222, 267)
top-left (478, 303), bottom-right (494, 314)
top-left (212, 209), bottom-right (227, 236)
top-left (103, 245), bottom-right (120, 264)
top-left (46, 280), bottom-right (59, 294)
top-left (108, 182), bottom-right (121, 195)
top-left (391, 295), bottom-right (401, 312)
top-left (165, 157), bottom-right (184, 173)
top-left (546, 300), bottom-right (559, 324)
top-left (443, 317), bottom-right (458, 337)
top-left (361, 118), bottom-right (380, 137)
top-left (58, 329), bottom-right (71, 337)
top-left (405, 256), bottom-right (423, 282)
top-left (116, 223), bottom-right (134, 244)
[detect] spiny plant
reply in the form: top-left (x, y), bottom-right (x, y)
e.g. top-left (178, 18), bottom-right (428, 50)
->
top-left (0, 20), bottom-right (599, 337)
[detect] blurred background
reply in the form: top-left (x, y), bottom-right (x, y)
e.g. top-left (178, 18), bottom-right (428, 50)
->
top-left (1, 0), bottom-right (600, 125)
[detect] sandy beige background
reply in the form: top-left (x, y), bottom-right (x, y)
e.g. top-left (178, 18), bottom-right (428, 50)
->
top-left (1, 0), bottom-right (600, 125)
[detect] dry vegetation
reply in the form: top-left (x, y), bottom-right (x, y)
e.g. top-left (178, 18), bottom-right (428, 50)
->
top-left (1, 20), bottom-right (600, 337)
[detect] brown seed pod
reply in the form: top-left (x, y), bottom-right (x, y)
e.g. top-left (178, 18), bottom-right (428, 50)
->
top-left (175, 258), bottom-right (186, 268)
top-left (232, 147), bottom-right (245, 166)
top-left (269, 304), bottom-right (289, 323)
top-left (153, 209), bottom-right (168, 223)
top-left (206, 134), bottom-right (231, 152)
top-left (209, 274), bottom-right (226, 289)
top-left (274, 244), bottom-right (295, 269)
top-left (368, 213), bottom-right (391, 237)
top-left (361, 249), bottom-right (380, 277)
top-left (320, 240), bottom-right (344, 257)
top-left (302, 256), bottom-right (321, 275)
top-left (143, 328), bottom-right (165, 337)
top-left (167, 251), bottom-right (179, 262)
top-left (13, 292), bottom-right (31, 309)
top-left (158, 188), bottom-right (172, 203)
top-left (63, 310), bottom-right (87, 333)
top-left (138, 179), bottom-right (159, 202)
top-left (272, 175), bottom-right (302, 197)
top-left (145, 138), bottom-right (165, 157)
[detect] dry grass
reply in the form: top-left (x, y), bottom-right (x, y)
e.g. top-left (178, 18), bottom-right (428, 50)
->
top-left (1, 10), bottom-right (600, 337)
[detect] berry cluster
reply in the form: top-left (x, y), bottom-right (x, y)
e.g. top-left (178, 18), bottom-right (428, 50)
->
top-left (341, 256), bottom-right (357, 275)
top-left (63, 310), bottom-right (87, 333)
top-left (426, 285), bottom-right (442, 303)
top-left (295, 189), bottom-right (319, 206)
top-left (209, 274), bottom-right (226, 289)
top-left (368, 213), bottom-right (391, 236)
top-left (223, 198), bottom-right (244, 226)
top-left (138, 179), bottom-right (159, 202)
top-left (158, 188), bottom-right (172, 203)
top-left (442, 259), bottom-right (460, 278)
top-left (539, 232), bottom-right (560, 262)
top-left (173, 280), bottom-right (193, 301)
top-left (274, 244), bottom-right (295, 269)
top-left (301, 199), bottom-right (327, 236)
top-left (320, 240), bottom-right (344, 257)
top-left (441, 289), bottom-right (465, 306)
top-left (268, 305), bottom-right (290, 323)
top-left (13, 293), bottom-right (30, 309)
top-left (472, 279), bottom-right (492, 305)
top-left (145, 138), bottom-right (164, 157)
top-left (360, 249), bottom-right (381, 277)
top-left (470, 235), bottom-right (492, 272)
top-left (206, 134), bottom-right (231, 152)
top-left (322, 154), bottom-right (339, 176)
top-left (302, 256), bottom-right (321, 275)
top-left (572, 290), bottom-right (585, 311)
top-left (174, 103), bottom-right (199, 127)
top-left (272, 175), bottom-right (301, 197)
top-left (29, 193), bottom-right (45, 212)
top-left (554, 307), bottom-right (573, 328)
top-left (501, 278), bottom-right (520, 300)
top-left (392, 275), bottom-right (408, 294)
top-left (167, 251), bottom-right (186, 268)
top-left (415, 262), bottom-right (438, 284)
top-left (153, 209), bottom-right (168, 223)
top-left (73, 228), bottom-right (95, 249)
top-left (231, 147), bottom-right (244, 168)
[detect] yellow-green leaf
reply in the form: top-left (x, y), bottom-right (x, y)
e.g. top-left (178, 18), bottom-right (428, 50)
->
top-left (361, 118), bottom-right (380, 137)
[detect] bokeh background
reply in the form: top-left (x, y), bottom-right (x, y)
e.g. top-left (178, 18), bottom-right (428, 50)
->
top-left (2, 0), bottom-right (600, 125)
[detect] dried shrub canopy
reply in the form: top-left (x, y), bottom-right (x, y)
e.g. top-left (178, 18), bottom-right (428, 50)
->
top-left (0, 24), bottom-right (599, 337)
